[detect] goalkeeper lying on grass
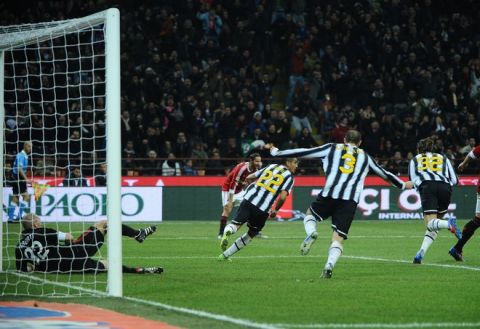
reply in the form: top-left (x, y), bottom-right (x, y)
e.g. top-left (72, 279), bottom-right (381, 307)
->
top-left (15, 213), bottom-right (162, 274)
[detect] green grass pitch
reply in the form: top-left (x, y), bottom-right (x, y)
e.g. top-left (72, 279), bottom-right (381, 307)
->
top-left (1, 220), bottom-right (480, 329)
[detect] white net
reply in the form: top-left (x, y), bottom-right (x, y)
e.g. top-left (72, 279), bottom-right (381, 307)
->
top-left (1, 11), bottom-right (113, 296)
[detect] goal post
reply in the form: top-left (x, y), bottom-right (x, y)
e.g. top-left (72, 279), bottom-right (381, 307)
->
top-left (104, 8), bottom-right (122, 298)
top-left (0, 8), bottom-right (122, 297)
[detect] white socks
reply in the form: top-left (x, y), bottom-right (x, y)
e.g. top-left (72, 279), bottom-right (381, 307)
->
top-left (223, 233), bottom-right (252, 258)
top-left (326, 240), bottom-right (343, 269)
top-left (224, 223), bottom-right (238, 235)
top-left (303, 215), bottom-right (317, 236)
top-left (427, 219), bottom-right (449, 231)
top-left (417, 229), bottom-right (438, 257)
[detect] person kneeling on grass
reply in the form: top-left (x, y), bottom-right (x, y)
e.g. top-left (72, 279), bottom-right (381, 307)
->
top-left (15, 213), bottom-right (162, 274)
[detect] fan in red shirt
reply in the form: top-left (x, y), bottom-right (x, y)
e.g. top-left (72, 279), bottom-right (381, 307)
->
top-left (218, 153), bottom-right (262, 238)
top-left (449, 145), bottom-right (480, 261)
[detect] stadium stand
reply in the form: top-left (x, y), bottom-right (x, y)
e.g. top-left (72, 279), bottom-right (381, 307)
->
top-left (2, 0), bottom-right (480, 175)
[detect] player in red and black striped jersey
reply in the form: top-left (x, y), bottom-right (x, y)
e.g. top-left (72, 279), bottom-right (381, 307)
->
top-left (218, 153), bottom-right (262, 237)
top-left (449, 145), bottom-right (480, 261)
top-left (15, 213), bottom-right (161, 274)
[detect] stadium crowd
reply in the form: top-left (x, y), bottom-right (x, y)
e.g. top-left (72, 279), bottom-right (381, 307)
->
top-left (1, 0), bottom-right (480, 176)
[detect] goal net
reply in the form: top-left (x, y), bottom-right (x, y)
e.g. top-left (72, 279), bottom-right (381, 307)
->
top-left (0, 9), bottom-right (122, 297)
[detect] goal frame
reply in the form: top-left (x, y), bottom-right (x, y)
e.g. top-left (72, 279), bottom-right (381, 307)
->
top-left (0, 8), bottom-right (122, 297)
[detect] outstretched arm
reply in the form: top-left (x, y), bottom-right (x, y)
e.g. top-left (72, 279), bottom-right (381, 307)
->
top-left (458, 146), bottom-right (479, 172)
top-left (368, 155), bottom-right (406, 189)
top-left (445, 157), bottom-right (458, 186)
top-left (267, 143), bottom-right (333, 159)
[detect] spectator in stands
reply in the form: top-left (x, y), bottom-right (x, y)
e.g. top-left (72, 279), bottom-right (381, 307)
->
top-left (95, 163), bottom-right (107, 187)
top-left (162, 153), bottom-right (181, 176)
top-left (4, 0), bottom-right (480, 176)
top-left (63, 166), bottom-right (88, 187)
top-left (142, 150), bottom-right (162, 176)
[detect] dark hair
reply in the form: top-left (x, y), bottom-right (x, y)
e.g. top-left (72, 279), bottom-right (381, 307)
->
top-left (345, 130), bottom-right (362, 144)
top-left (249, 153), bottom-right (261, 161)
top-left (417, 137), bottom-right (435, 153)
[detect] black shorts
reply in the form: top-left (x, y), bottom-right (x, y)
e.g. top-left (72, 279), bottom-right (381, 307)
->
top-left (58, 227), bottom-right (106, 273)
top-left (71, 227), bottom-right (105, 258)
top-left (309, 196), bottom-right (358, 239)
top-left (232, 200), bottom-right (269, 232)
top-left (10, 176), bottom-right (27, 195)
top-left (418, 181), bottom-right (452, 215)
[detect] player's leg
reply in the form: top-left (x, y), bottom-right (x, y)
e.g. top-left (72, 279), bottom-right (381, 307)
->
top-left (8, 194), bottom-right (19, 221)
top-left (450, 193), bottom-right (480, 261)
top-left (424, 183), bottom-right (459, 237)
top-left (413, 213), bottom-right (438, 264)
top-left (218, 191), bottom-right (233, 238)
top-left (120, 260), bottom-right (164, 274)
top-left (219, 202), bottom-right (267, 260)
top-left (414, 182), bottom-right (452, 263)
top-left (322, 200), bottom-right (356, 278)
top-left (8, 178), bottom-right (22, 221)
top-left (322, 231), bottom-right (344, 279)
top-left (300, 197), bottom-right (330, 255)
top-left (71, 223), bottom-right (107, 258)
top-left (18, 188), bottom-right (30, 220)
top-left (94, 219), bottom-right (156, 243)
top-left (220, 200), bottom-right (247, 251)
top-left (122, 222), bottom-right (157, 243)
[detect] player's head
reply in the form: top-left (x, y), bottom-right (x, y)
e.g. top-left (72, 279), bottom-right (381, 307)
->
top-left (284, 158), bottom-right (299, 174)
top-left (249, 153), bottom-right (262, 170)
top-left (344, 130), bottom-right (362, 146)
top-left (23, 141), bottom-right (32, 154)
top-left (417, 137), bottom-right (434, 154)
top-left (21, 213), bottom-right (42, 230)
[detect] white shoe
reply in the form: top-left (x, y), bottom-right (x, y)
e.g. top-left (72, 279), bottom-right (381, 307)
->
top-left (300, 232), bottom-right (318, 255)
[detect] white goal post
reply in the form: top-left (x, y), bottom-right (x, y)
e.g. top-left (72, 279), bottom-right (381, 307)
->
top-left (0, 8), bottom-right (122, 297)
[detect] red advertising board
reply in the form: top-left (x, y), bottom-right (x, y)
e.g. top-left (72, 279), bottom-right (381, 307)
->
top-left (33, 176), bottom-right (479, 187)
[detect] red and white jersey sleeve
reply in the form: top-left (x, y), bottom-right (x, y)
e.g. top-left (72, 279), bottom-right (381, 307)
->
top-left (469, 145), bottom-right (480, 159)
top-left (221, 162), bottom-right (255, 194)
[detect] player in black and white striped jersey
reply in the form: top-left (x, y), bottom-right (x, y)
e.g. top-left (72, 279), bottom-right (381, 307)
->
top-left (218, 158), bottom-right (299, 261)
top-left (409, 137), bottom-right (461, 264)
top-left (268, 130), bottom-right (414, 278)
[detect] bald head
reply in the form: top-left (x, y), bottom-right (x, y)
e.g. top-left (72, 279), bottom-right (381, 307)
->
top-left (21, 213), bottom-right (42, 230)
top-left (344, 130), bottom-right (362, 145)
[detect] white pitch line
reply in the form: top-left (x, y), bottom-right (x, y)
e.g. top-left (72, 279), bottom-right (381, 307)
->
top-left (274, 322), bottom-right (480, 328)
top-left (5, 270), bottom-right (480, 329)
top-left (121, 254), bottom-right (480, 271)
top-left (343, 255), bottom-right (480, 271)
top-left (145, 235), bottom-right (424, 240)
top-left (124, 295), bottom-right (279, 329)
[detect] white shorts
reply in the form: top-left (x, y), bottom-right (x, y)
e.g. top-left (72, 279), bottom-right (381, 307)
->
top-left (476, 193), bottom-right (480, 214)
top-left (222, 190), bottom-right (245, 207)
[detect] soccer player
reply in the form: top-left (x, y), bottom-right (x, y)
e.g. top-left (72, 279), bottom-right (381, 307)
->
top-left (268, 130), bottom-right (413, 278)
top-left (448, 144), bottom-right (480, 261)
top-left (15, 213), bottom-right (160, 274)
top-left (217, 153), bottom-right (262, 238)
top-left (218, 158), bottom-right (298, 260)
top-left (7, 141), bottom-right (32, 222)
top-left (409, 137), bottom-right (462, 264)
